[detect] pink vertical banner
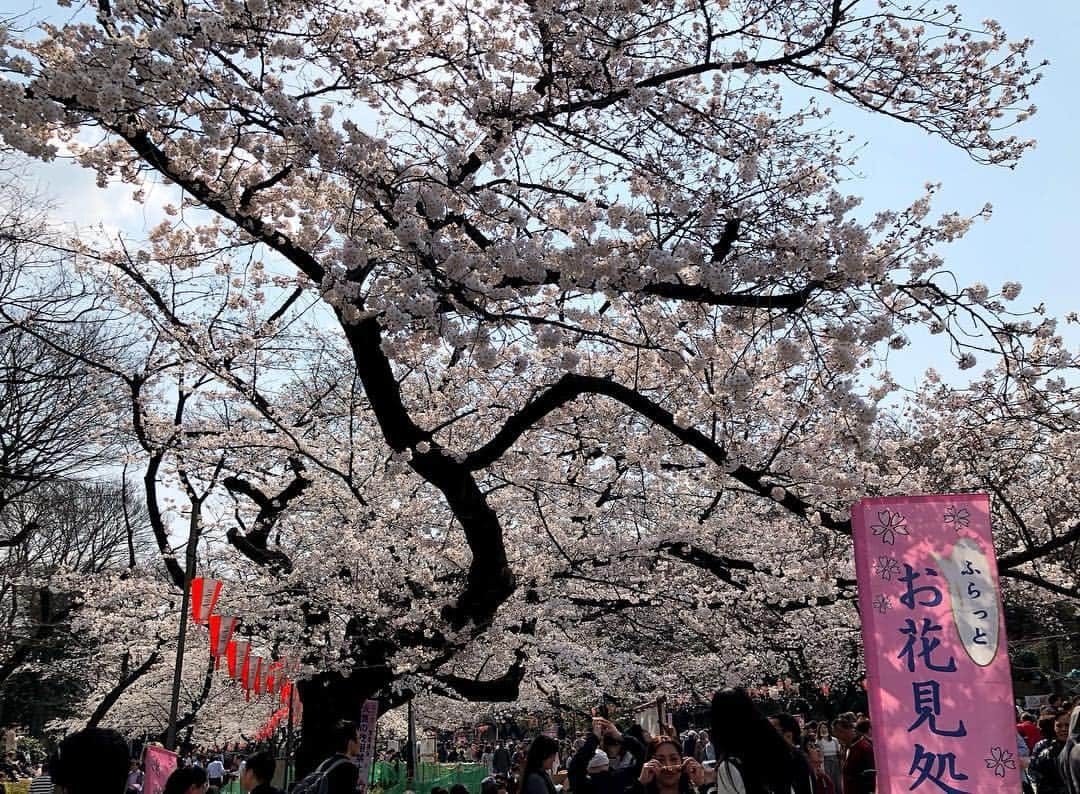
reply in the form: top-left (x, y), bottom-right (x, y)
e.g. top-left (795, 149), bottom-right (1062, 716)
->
top-left (356, 698), bottom-right (379, 794)
top-left (143, 745), bottom-right (178, 794)
top-left (853, 493), bottom-right (1019, 794)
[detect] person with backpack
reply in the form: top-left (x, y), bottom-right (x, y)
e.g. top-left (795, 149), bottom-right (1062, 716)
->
top-left (292, 721), bottom-right (361, 794)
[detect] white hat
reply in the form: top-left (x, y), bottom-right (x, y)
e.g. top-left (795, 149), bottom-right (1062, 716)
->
top-left (587, 750), bottom-right (610, 774)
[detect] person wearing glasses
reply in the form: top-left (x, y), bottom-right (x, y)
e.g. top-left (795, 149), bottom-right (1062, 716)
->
top-left (637, 735), bottom-right (706, 794)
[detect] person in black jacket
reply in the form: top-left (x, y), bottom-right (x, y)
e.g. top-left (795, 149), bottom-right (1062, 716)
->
top-left (594, 718), bottom-right (646, 783)
top-left (318, 720), bottom-right (361, 794)
top-left (568, 718), bottom-right (646, 794)
top-left (1059, 706), bottom-right (1080, 794)
top-left (770, 713), bottom-right (813, 794)
top-left (523, 736), bottom-right (560, 794)
top-left (240, 750), bottom-right (283, 794)
top-left (494, 744), bottom-right (513, 775)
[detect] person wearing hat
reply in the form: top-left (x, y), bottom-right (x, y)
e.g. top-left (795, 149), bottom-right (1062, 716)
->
top-left (569, 719), bottom-right (644, 794)
top-left (569, 748), bottom-right (620, 794)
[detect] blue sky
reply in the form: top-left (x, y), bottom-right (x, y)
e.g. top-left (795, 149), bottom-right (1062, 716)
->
top-left (4, 0), bottom-right (1076, 389)
top-left (819, 1), bottom-right (1080, 384)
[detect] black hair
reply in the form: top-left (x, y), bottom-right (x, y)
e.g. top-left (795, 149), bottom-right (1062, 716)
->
top-left (711, 688), bottom-right (794, 794)
top-left (332, 720), bottom-right (359, 753)
top-left (165, 766), bottom-right (208, 794)
top-left (643, 736), bottom-right (693, 794)
top-left (245, 749), bottom-right (276, 783)
top-left (50, 728), bottom-right (130, 794)
top-left (770, 713), bottom-right (800, 744)
top-left (450, 785), bottom-right (470, 794)
top-left (522, 736), bottom-right (559, 791)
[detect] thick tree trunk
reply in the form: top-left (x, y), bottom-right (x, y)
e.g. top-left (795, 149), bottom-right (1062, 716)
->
top-left (296, 670), bottom-right (391, 778)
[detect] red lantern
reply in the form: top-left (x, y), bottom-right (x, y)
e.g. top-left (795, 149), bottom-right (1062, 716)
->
top-left (228, 640), bottom-right (250, 680)
top-left (209, 615), bottom-right (239, 668)
top-left (190, 577), bottom-right (222, 625)
top-left (265, 660), bottom-right (283, 695)
top-left (253, 657), bottom-right (265, 697)
top-left (241, 651), bottom-right (258, 689)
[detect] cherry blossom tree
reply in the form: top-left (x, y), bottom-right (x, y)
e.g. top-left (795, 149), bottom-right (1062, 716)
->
top-left (2, 0), bottom-right (1077, 769)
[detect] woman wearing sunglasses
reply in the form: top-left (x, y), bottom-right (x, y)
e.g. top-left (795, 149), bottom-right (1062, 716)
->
top-left (638, 735), bottom-right (706, 794)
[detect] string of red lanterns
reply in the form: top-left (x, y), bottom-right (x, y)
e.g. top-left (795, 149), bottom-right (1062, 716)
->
top-left (188, 577), bottom-right (302, 732)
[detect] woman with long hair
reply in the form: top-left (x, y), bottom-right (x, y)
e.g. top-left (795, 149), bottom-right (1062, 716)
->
top-left (522, 736), bottom-right (561, 794)
top-left (814, 722), bottom-right (841, 791)
top-left (637, 735), bottom-right (706, 794)
top-left (709, 688), bottom-right (795, 794)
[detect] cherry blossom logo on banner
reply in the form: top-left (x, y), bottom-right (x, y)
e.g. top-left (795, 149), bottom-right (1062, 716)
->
top-left (870, 510), bottom-right (910, 545)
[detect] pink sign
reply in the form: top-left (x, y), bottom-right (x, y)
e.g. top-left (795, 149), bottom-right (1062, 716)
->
top-left (142, 745), bottom-right (178, 794)
top-left (356, 698), bottom-right (379, 794)
top-left (853, 493), bottom-right (1019, 794)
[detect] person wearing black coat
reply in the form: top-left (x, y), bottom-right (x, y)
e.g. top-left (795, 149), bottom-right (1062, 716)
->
top-left (569, 747), bottom-right (624, 794)
top-left (569, 720), bottom-right (646, 794)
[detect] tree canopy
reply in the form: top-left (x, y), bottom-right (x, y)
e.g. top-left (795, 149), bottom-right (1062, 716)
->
top-left (0, 0), bottom-right (1076, 762)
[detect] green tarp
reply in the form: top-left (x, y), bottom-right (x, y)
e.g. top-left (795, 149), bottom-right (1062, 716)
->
top-left (220, 761), bottom-right (489, 794)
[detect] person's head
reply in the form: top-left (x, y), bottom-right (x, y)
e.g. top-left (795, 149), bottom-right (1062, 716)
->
top-left (1037, 715), bottom-right (1056, 741)
top-left (523, 736), bottom-right (560, 776)
top-left (431, 786), bottom-right (449, 794)
top-left (646, 737), bottom-right (683, 790)
top-left (332, 720), bottom-right (361, 758)
top-left (854, 718), bottom-right (871, 738)
top-left (769, 713), bottom-right (800, 748)
top-left (51, 728), bottom-right (130, 794)
top-left (816, 722), bottom-right (830, 740)
top-left (587, 749), bottom-right (610, 776)
top-left (164, 766), bottom-right (209, 794)
top-left (1056, 711), bottom-right (1071, 742)
top-left (450, 784), bottom-right (469, 794)
top-left (832, 718), bottom-right (856, 747)
top-left (240, 750), bottom-right (275, 791)
top-left (711, 689), bottom-right (793, 794)
top-left (1050, 694), bottom-right (1063, 708)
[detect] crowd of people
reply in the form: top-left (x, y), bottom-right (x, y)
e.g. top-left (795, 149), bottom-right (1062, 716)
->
top-left (398, 691), bottom-right (874, 794)
top-left (2, 688), bottom-right (879, 794)
top-left (1017, 695), bottom-right (1080, 794)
